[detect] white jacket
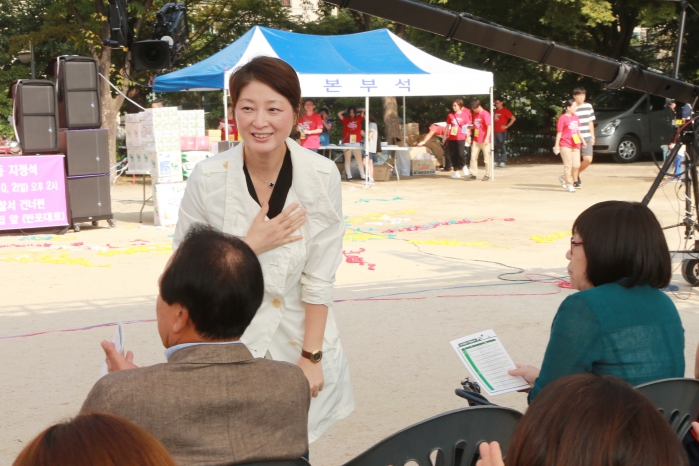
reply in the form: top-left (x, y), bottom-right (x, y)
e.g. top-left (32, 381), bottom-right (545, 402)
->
top-left (172, 138), bottom-right (354, 443)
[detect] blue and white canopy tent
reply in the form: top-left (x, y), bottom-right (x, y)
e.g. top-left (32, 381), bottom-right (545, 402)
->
top-left (154, 26), bottom-right (495, 177)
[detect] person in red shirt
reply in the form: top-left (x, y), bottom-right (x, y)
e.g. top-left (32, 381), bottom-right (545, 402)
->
top-left (467, 99), bottom-right (492, 181)
top-left (554, 99), bottom-right (587, 193)
top-left (493, 97), bottom-right (516, 168)
top-left (338, 106), bottom-right (366, 180)
top-left (297, 99), bottom-right (324, 152)
top-left (417, 122), bottom-right (450, 170)
top-left (219, 104), bottom-right (239, 141)
top-left (445, 99), bottom-right (472, 179)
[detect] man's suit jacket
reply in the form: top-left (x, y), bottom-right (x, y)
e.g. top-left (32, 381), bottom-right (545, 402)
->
top-left (81, 343), bottom-right (310, 466)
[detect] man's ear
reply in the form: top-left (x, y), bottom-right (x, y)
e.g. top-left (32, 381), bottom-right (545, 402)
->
top-left (171, 304), bottom-right (191, 335)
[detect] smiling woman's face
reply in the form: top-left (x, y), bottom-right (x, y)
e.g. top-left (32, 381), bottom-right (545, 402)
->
top-left (566, 231), bottom-right (593, 291)
top-left (235, 80), bottom-right (296, 157)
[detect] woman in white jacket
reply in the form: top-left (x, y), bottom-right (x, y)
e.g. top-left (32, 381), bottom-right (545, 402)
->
top-left (172, 57), bottom-right (354, 443)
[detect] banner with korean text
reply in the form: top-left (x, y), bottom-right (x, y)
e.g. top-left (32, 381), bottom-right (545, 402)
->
top-left (0, 155), bottom-right (69, 231)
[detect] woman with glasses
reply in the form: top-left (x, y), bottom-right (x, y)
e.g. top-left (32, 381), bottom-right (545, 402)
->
top-left (509, 201), bottom-right (685, 402)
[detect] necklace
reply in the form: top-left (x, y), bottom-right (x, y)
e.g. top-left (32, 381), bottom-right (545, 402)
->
top-left (247, 165), bottom-right (277, 189)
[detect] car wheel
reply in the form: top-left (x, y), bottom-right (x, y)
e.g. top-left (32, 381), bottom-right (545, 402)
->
top-left (681, 259), bottom-right (699, 286)
top-left (613, 135), bottom-right (642, 163)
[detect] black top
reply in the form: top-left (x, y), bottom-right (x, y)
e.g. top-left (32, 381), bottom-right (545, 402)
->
top-left (243, 148), bottom-right (293, 219)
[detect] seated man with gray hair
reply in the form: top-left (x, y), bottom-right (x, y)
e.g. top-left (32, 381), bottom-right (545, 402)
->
top-left (81, 224), bottom-right (310, 465)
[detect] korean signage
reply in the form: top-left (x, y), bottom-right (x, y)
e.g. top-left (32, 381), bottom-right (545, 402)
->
top-left (0, 155), bottom-right (69, 230)
top-left (321, 77), bottom-right (412, 94)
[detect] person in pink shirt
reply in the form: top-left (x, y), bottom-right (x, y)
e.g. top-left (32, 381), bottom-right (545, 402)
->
top-left (445, 99), bottom-right (472, 179)
top-left (297, 99), bottom-right (324, 152)
top-left (554, 99), bottom-right (587, 193)
top-left (467, 99), bottom-right (492, 181)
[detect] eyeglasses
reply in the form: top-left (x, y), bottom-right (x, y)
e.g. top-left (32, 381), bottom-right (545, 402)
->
top-left (570, 237), bottom-right (584, 253)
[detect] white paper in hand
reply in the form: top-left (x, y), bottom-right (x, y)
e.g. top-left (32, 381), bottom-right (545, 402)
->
top-left (450, 329), bottom-right (530, 396)
top-left (100, 322), bottom-right (125, 377)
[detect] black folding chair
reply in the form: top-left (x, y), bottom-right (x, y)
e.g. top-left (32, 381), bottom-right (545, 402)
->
top-left (236, 459), bottom-right (309, 466)
top-left (342, 406), bottom-right (523, 466)
top-left (635, 378), bottom-right (699, 440)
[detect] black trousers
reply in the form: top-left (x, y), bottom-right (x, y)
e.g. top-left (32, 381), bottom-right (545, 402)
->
top-left (448, 139), bottom-right (466, 170)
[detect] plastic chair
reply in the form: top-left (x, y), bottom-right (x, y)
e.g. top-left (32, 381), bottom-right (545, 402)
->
top-left (635, 378), bottom-right (699, 440)
top-left (342, 406), bottom-right (523, 466)
top-left (236, 459), bottom-right (310, 466)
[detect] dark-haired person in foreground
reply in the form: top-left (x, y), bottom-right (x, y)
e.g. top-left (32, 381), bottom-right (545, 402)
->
top-left (510, 201), bottom-right (685, 402)
top-left (477, 374), bottom-right (688, 466)
top-left (80, 225), bottom-right (310, 466)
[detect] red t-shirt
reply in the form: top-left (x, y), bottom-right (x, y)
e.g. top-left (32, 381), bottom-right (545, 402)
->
top-left (219, 119), bottom-right (238, 141)
top-left (493, 108), bottom-right (514, 133)
top-left (446, 109), bottom-right (472, 141)
top-left (472, 109), bottom-right (491, 143)
top-left (557, 114), bottom-right (583, 149)
top-left (342, 115), bottom-right (365, 144)
top-left (299, 112), bottom-right (324, 149)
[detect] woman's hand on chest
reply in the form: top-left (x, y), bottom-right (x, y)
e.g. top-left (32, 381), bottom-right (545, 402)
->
top-left (243, 202), bottom-right (307, 255)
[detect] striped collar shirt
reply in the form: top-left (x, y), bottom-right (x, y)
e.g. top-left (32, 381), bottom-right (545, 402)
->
top-left (575, 103), bottom-right (596, 137)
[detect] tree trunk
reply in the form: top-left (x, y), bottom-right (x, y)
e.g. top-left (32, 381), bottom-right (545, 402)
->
top-left (382, 25), bottom-right (406, 146)
top-left (97, 47), bottom-right (125, 181)
top-left (611, 12), bottom-right (638, 59)
top-left (382, 97), bottom-right (402, 145)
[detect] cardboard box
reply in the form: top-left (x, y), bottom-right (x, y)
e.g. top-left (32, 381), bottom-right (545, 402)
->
top-left (181, 151), bottom-right (212, 163)
top-left (210, 141), bottom-right (238, 154)
top-left (404, 123), bottom-right (420, 136)
top-left (373, 164), bottom-right (392, 181)
top-left (195, 136), bottom-right (210, 150)
top-left (153, 182), bottom-right (187, 226)
top-left (406, 134), bottom-right (420, 147)
top-left (180, 136), bottom-right (196, 151)
top-left (125, 113), bottom-right (142, 123)
top-left (409, 147), bottom-right (431, 160)
top-left (207, 129), bottom-right (222, 142)
top-left (411, 158), bottom-right (436, 175)
top-left (125, 122), bottom-right (141, 146)
top-left (147, 150), bottom-right (183, 184)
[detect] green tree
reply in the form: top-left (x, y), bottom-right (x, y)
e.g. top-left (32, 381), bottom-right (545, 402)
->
top-left (0, 0), bottom-right (78, 138)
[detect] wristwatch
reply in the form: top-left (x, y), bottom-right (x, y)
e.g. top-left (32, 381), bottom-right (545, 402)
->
top-left (301, 349), bottom-right (323, 364)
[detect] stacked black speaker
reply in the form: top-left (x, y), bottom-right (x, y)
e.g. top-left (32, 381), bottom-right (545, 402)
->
top-left (54, 56), bottom-right (113, 231)
top-left (12, 56), bottom-right (114, 231)
top-left (13, 80), bottom-right (60, 155)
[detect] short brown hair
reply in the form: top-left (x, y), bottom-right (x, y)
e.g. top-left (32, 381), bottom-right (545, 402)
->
top-left (228, 56), bottom-right (301, 121)
top-left (573, 201), bottom-right (671, 288)
top-left (452, 98), bottom-right (464, 108)
top-left (506, 374), bottom-right (687, 466)
top-left (13, 413), bottom-right (177, 466)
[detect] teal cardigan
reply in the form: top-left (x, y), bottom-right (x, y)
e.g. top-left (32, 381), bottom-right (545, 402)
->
top-left (528, 283), bottom-right (685, 402)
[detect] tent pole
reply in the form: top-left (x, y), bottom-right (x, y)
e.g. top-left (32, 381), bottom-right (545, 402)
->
top-left (490, 87), bottom-right (494, 181)
top-left (223, 89), bottom-right (229, 142)
top-left (402, 96), bottom-right (406, 181)
top-left (365, 96), bottom-right (369, 186)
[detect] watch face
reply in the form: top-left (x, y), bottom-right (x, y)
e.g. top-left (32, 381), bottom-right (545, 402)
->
top-left (312, 351), bottom-right (323, 363)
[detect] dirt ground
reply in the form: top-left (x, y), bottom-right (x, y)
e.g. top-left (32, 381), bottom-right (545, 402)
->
top-left (1, 159), bottom-right (698, 465)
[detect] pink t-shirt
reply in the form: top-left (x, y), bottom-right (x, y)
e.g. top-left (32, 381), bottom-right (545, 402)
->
top-left (446, 109), bottom-right (472, 141)
top-left (557, 114), bottom-right (582, 149)
top-left (429, 123), bottom-right (446, 136)
top-left (472, 109), bottom-right (491, 143)
top-left (299, 112), bottom-right (324, 149)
